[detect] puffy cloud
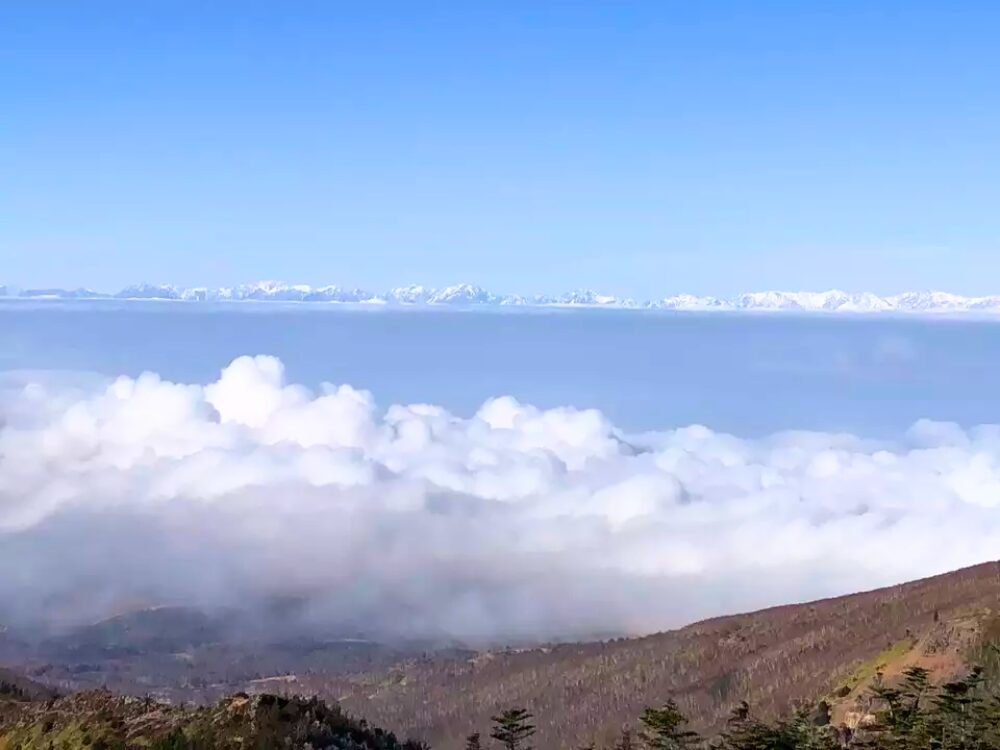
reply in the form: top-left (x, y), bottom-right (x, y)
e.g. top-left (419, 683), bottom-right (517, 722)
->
top-left (2, 355), bottom-right (1000, 642)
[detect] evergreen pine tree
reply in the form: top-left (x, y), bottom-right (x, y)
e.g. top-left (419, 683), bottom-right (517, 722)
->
top-left (639, 701), bottom-right (699, 750)
top-left (491, 709), bottom-right (536, 750)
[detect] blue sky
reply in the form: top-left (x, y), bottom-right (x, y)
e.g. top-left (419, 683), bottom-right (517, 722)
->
top-left (3, 1), bottom-right (1000, 297)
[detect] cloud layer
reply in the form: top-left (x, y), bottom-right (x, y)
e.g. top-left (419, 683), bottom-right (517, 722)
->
top-left (2, 356), bottom-right (1000, 642)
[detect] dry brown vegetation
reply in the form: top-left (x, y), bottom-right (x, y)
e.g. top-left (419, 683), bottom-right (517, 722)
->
top-left (256, 562), bottom-right (1000, 750)
top-left (5, 562), bottom-right (1000, 749)
top-left (0, 690), bottom-right (428, 750)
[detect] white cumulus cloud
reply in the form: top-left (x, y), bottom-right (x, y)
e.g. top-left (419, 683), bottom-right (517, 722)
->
top-left (2, 355), bottom-right (1000, 642)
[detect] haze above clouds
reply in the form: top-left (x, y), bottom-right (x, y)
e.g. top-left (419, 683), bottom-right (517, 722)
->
top-left (2, 356), bottom-right (1000, 643)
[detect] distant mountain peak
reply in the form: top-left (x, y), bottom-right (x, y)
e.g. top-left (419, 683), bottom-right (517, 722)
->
top-left (4, 283), bottom-right (1000, 314)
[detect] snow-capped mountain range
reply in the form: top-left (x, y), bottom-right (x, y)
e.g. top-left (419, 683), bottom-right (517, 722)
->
top-left (5, 282), bottom-right (1000, 314)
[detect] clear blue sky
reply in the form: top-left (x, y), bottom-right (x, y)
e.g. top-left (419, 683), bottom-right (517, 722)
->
top-left (3, 1), bottom-right (1000, 296)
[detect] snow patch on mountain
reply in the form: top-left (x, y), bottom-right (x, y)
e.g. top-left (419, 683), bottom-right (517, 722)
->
top-left (6, 283), bottom-right (1000, 314)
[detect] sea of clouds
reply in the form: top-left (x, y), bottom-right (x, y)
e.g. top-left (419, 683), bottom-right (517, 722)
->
top-left (2, 355), bottom-right (1000, 643)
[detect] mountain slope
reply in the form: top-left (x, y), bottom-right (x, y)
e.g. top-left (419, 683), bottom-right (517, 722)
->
top-left (6, 563), bottom-right (1000, 748)
top-left (0, 668), bottom-right (56, 703)
top-left (0, 690), bottom-right (424, 750)
top-left (257, 562), bottom-right (1000, 749)
top-left (10, 607), bottom-right (427, 703)
top-left (10, 283), bottom-right (1000, 313)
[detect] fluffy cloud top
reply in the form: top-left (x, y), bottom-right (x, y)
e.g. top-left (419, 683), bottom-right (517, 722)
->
top-left (2, 355), bottom-right (1000, 642)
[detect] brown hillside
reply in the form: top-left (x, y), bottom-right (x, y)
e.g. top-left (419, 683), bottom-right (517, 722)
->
top-left (256, 561), bottom-right (1000, 750)
top-left (0, 667), bottom-right (57, 703)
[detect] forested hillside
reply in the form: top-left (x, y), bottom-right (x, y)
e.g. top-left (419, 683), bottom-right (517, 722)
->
top-left (260, 562), bottom-right (1000, 749)
top-left (5, 563), bottom-right (1000, 749)
top-left (4, 663), bottom-right (1000, 750)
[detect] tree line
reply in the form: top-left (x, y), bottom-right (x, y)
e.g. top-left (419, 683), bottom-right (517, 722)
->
top-left (468, 665), bottom-right (1000, 750)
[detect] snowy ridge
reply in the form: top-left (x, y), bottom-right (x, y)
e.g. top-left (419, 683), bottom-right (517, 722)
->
top-left (6, 282), bottom-right (1000, 313)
